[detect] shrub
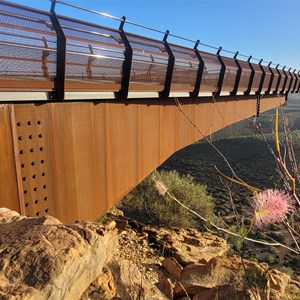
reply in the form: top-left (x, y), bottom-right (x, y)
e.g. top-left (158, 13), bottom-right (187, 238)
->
top-left (265, 254), bottom-right (278, 264)
top-left (119, 170), bottom-right (216, 229)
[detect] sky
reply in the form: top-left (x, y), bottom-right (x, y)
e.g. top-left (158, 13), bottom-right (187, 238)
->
top-left (7, 0), bottom-right (300, 71)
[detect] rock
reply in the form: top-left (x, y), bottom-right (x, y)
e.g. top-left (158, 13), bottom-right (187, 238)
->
top-left (105, 220), bottom-right (117, 230)
top-left (82, 257), bottom-right (168, 300)
top-left (0, 208), bottom-right (117, 300)
top-left (268, 269), bottom-right (290, 293)
top-left (174, 256), bottom-right (300, 300)
top-left (80, 266), bottom-right (116, 300)
top-left (155, 278), bottom-right (173, 299)
top-left (107, 259), bottom-right (168, 300)
top-left (0, 207), bottom-right (26, 224)
top-left (149, 228), bottom-right (229, 265)
top-left (192, 288), bottom-right (247, 300)
top-left (162, 257), bottom-right (183, 279)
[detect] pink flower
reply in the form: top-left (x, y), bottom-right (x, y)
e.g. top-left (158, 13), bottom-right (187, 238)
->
top-left (251, 189), bottom-right (293, 228)
top-left (155, 181), bottom-right (168, 196)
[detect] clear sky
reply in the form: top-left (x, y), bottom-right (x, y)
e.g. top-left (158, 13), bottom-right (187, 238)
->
top-left (7, 0), bottom-right (300, 71)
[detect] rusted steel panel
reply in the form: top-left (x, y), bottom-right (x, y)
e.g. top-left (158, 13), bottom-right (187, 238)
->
top-left (159, 103), bottom-right (177, 162)
top-left (260, 96), bottom-right (285, 113)
top-left (104, 103), bottom-right (139, 208)
top-left (49, 102), bottom-right (107, 222)
top-left (194, 101), bottom-right (215, 140)
top-left (0, 95), bottom-right (286, 222)
top-left (175, 100), bottom-right (197, 150)
top-left (10, 104), bottom-right (55, 218)
top-left (0, 105), bottom-right (19, 211)
top-left (0, 79), bottom-right (54, 91)
top-left (137, 103), bottom-right (161, 181)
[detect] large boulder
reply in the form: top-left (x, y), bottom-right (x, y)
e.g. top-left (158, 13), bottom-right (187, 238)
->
top-left (0, 208), bottom-right (118, 300)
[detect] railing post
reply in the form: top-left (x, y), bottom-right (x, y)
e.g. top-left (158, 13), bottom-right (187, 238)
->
top-left (160, 30), bottom-right (174, 99)
top-left (116, 16), bottom-right (132, 100)
top-left (274, 64), bottom-right (281, 94)
top-left (280, 66), bottom-right (288, 94)
top-left (231, 51), bottom-right (242, 96)
top-left (214, 47), bottom-right (225, 97)
top-left (257, 59), bottom-right (265, 96)
top-left (41, 37), bottom-right (50, 78)
top-left (245, 55), bottom-right (254, 95)
top-left (87, 44), bottom-right (95, 79)
top-left (266, 61), bottom-right (274, 94)
top-left (190, 40), bottom-right (204, 99)
top-left (49, 0), bottom-right (66, 101)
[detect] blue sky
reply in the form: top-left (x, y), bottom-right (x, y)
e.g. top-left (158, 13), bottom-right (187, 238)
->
top-left (8, 0), bottom-right (300, 71)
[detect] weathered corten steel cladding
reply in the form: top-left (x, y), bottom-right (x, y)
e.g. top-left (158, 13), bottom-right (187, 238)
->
top-left (0, 1), bottom-right (296, 222)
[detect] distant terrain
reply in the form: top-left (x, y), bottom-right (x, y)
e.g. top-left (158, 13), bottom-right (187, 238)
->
top-left (159, 94), bottom-right (300, 274)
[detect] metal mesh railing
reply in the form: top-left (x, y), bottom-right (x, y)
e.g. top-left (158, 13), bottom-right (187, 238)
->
top-left (0, 0), bottom-right (299, 100)
top-left (0, 1), bottom-right (56, 88)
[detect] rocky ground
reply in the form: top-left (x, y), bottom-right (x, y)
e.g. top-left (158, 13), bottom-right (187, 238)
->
top-left (1, 207), bottom-right (300, 299)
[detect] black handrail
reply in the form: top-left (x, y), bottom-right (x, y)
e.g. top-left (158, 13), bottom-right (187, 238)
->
top-left (231, 52), bottom-right (242, 96)
top-left (49, 0), bottom-right (66, 101)
top-left (116, 17), bottom-right (133, 100)
top-left (266, 62), bottom-right (274, 94)
top-left (280, 66), bottom-right (288, 94)
top-left (190, 40), bottom-right (204, 99)
top-left (245, 56), bottom-right (255, 95)
top-left (215, 47), bottom-right (226, 97)
top-left (257, 59), bottom-right (266, 96)
top-left (160, 31), bottom-right (175, 98)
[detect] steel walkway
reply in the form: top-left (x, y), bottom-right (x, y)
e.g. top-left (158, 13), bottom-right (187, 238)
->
top-left (0, 0), bottom-right (298, 221)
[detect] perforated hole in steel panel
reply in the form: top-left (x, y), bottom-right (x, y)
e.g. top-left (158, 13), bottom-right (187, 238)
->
top-left (14, 115), bottom-right (53, 218)
top-left (0, 2), bottom-right (56, 84)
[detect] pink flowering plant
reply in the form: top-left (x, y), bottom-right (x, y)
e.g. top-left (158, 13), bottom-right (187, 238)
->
top-left (251, 189), bottom-right (293, 229)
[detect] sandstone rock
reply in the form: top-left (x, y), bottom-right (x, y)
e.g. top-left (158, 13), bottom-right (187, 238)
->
top-left (150, 228), bottom-right (229, 265)
top-left (81, 258), bottom-right (169, 300)
top-left (107, 258), bottom-right (168, 300)
top-left (0, 207), bottom-right (26, 224)
top-left (162, 257), bottom-right (183, 279)
top-left (268, 269), bottom-right (290, 293)
top-left (80, 266), bottom-right (116, 300)
top-left (192, 287), bottom-right (247, 300)
top-left (155, 278), bottom-right (173, 300)
top-left (0, 208), bottom-right (117, 300)
top-left (174, 256), bottom-right (300, 300)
